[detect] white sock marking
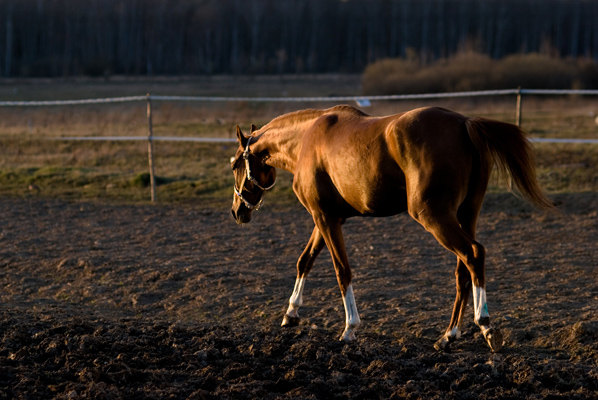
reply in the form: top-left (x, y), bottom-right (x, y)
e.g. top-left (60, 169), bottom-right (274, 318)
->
top-left (472, 284), bottom-right (489, 324)
top-left (446, 326), bottom-right (461, 340)
top-left (341, 285), bottom-right (361, 341)
top-left (286, 276), bottom-right (306, 318)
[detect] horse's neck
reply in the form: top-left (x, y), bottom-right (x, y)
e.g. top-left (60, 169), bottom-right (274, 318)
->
top-left (255, 127), bottom-right (302, 173)
top-left (254, 114), bottom-right (322, 174)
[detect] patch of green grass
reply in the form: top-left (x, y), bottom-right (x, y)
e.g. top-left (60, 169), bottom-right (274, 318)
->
top-left (1, 133), bottom-right (596, 204)
top-left (0, 166), bottom-right (146, 201)
top-left (130, 172), bottom-right (177, 188)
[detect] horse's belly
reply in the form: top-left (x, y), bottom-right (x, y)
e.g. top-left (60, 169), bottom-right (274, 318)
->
top-left (338, 176), bottom-right (407, 217)
top-left (325, 137), bottom-right (407, 217)
top-left (361, 185), bottom-right (408, 216)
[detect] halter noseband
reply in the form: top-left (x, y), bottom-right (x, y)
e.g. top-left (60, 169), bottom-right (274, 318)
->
top-left (233, 136), bottom-right (276, 210)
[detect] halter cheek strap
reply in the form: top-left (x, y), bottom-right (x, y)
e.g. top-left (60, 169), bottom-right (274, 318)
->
top-left (243, 137), bottom-right (276, 191)
top-left (234, 184), bottom-right (264, 211)
top-left (233, 136), bottom-right (276, 210)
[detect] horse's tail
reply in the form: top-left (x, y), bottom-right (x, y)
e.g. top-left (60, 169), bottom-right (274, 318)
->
top-left (465, 117), bottom-right (553, 209)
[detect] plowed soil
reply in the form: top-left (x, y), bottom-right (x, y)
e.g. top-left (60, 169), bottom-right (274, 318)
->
top-left (0, 194), bottom-right (596, 399)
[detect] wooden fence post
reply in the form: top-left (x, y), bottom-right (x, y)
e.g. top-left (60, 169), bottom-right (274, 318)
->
top-left (146, 93), bottom-right (157, 202)
top-left (515, 87), bottom-right (523, 127)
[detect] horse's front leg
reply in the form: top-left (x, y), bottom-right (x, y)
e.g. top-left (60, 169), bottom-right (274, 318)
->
top-left (313, 214), bottom-right (361, 342)
top-left (281, 226), bottom-right (324, 327)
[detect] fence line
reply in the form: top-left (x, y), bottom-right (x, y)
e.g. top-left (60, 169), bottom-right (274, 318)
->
top-left (530, 138), bottom-right (598, 144)
top-left (0, 89), bottom-right (518, 106)
top-left (149, 89), bottom-right (523, 103)
top-left (58, 136), bottom-right (237, 143)
top-left (520, 89), bottom-right (598, 96)
top-left (0, 95), bottom-right (146, 107)
top-left (2, 88), bottom-right (598, 107)
top-left (2, 88), bottom-right (598, 201)
top-left (56, 136), bottom-right (598, 144)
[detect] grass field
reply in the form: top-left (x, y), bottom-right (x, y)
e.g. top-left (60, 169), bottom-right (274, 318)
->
top-left (0, 75), bottom-right (597, 204)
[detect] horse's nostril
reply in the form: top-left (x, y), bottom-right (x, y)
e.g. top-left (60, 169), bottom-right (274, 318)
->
top-left (231, 209), bottom-right (237, 219)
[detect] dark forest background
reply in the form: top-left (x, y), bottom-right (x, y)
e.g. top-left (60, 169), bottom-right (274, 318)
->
top-left (1, 0), bottom-right (597, 77)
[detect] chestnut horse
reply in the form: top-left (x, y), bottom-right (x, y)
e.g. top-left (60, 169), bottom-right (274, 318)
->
top-left (230, 105), bottom-right (552, 352)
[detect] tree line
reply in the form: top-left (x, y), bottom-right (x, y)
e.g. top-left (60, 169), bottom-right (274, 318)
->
top-left (1, 0), bottom-right (597, 77)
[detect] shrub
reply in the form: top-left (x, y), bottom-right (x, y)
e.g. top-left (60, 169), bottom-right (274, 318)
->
top-left (362, 58), bottom-right (419, 94)
top-left (362, 51), bottom-right (598, 95)
top-left (491, 53), bottom-right (576, 89)
top-left (578, 59), bottom-right (598, 89)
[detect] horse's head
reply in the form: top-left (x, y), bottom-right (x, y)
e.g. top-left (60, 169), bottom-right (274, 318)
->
top-left (230, 125), bottom-right (276, 224)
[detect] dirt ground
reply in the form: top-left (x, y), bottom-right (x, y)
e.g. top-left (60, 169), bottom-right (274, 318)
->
top-left (0, 193), bottom-right (596, 399)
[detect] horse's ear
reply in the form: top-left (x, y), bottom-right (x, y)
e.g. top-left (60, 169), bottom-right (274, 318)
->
top-left (236, 125), bottom-right (248, 147)
top-left (250, 124), bottom-right (257, 133)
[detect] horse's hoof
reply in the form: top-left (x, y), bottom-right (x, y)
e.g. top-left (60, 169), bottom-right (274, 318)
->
top-left (484, 328), bottom-right (504, 353)
top-left (434, 336), bottom-right (451, 352)
top-left (434, 335), bottom-right (456, 353)
top-left (339, 329), bottom-right (356, 342)
top-left (281, 314), bottom-right (300, 327)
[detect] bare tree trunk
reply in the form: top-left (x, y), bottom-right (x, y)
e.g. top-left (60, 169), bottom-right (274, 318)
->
top-left (4, 1), bottom-right (13, 76)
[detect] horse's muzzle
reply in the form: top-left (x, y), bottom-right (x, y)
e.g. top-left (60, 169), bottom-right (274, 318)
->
top-left (231, 207), bottom-right (251, 224)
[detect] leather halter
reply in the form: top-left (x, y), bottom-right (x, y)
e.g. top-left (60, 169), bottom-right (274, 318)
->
top-left (233, 136), bottom-right (276, 210)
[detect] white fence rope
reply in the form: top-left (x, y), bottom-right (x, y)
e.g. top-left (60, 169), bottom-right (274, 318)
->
top-left (58, 136), bottom-right (237, 143)
top-left (2, 88), bottom-right (598, 107)
top-left (520, 89), bottom-right (598, 96)
top-left (0, 95), bottom-right (146, 107)
top-left (530, 138), bottom-right (598, 144)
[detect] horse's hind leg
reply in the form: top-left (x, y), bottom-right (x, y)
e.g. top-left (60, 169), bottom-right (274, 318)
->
top-left (282, 226), bottom-right (325, 327)
top-left (412, 208), bottom-right (503, 352)
top-left (435, 202), bottom-right (477, 350)
top-left (434, 260), bottom-right (471, 351)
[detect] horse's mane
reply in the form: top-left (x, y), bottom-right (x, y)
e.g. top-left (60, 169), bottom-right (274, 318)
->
top-left (263, 105), bottom-right (368, 132)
